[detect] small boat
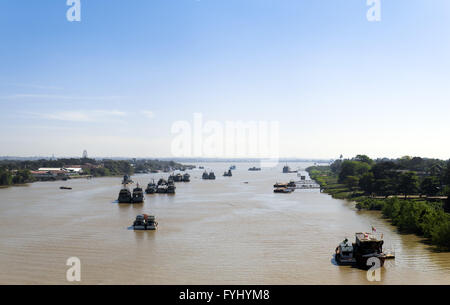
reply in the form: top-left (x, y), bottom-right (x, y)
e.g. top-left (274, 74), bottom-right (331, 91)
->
top-left (174, 173), bottom-right (183, 182)
top-left (131, 184), bottom-right (144, 203)
top-left (132, 214), bottom-right (158, 230)
top-left (122, 174), bottom-right (133, 184)
top-left (118, 187), bottom-right (132, 203)
top-left (274, 182), bottom-right (288, 188)
top-left (166, 180), bottom-right (176, 194)
top-left (182, 173), bottom-right (190, 182)
top-left (273, 187), bottom-right (294, 193)
top-left (60, 186), bottom-right (72, 190)
top-left (335, 232), bottom-right (393, 269)
top-left (229, 165), bottom-right (236, 170)
top-left (223, 169), bottom-right (232, 177)
top-left (202, 171), bottom-right (209, 180)
top-left (157, 178), bottom-right (168, 186)
top-left (248, 167), bottom-right (261, 171)
top-left (282, 164), bottom-right (298, 173)
top-left (208, 172), bottom-right (216, 180)
top-left (199, 166), bottom-right (205, 169)
top-left (156, 184), bottom-right (168, 193)
top-left (145, 180), bottom-right (157, 194)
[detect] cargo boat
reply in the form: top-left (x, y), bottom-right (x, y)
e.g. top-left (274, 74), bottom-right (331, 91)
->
top-left (132, 214), bottom-right (158, 230)
top-left (335, 232), bottom-right (395, 269)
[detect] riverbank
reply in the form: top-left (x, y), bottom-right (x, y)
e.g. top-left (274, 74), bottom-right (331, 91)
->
top-left (307, 165), bottom-right (450, 250)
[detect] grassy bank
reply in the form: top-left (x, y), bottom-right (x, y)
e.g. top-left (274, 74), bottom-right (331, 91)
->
top-left (307, 163), bottom-right (450, 250)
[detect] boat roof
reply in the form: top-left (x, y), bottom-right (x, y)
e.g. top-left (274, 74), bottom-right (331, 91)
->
top-left (356, 232), bottom-right (382, 242)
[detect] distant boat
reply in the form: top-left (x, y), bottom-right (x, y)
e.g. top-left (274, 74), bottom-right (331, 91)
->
top-left (223, 169), bottom-right (232, 177)
top-left (229, 165), bottom-right (236, 170)
top-left (131, 184), bottom-right (144, 203)
top-left (248, 167), bottom-right (261, 171)
top-left (60, 186), bottom-right (72, 190)
top-left (145, 179), bottom-right (157, 194)
top-left (132, 214), bottom-right (158, 230)
top-left (118, 187), bottom-right (132, 203)
top-left (122, 174), bottom-right (133, 184)
top-left (182, 173), bottom-right (190, 182)
top-left (283, 165), bottom-right (297, 173)
top-left (274, 187), bottom-right (294, 193)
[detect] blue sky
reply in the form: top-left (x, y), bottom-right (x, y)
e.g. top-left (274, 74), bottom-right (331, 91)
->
top-left (0, 0), bottom-right (449, 159)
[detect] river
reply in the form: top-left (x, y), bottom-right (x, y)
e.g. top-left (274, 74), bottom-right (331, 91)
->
top-left (0, 162), bottom-right (449, 284)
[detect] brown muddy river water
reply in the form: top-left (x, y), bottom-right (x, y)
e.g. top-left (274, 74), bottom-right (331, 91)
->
top-left (0, 162), bottom-right (449, 284)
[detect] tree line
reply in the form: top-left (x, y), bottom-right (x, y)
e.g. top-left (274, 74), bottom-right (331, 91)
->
top-left (307, 155), bottom-right (450, 249)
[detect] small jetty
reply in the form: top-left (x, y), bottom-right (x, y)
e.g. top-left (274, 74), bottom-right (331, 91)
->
top-left (132, 214), bottom-right (158, 230)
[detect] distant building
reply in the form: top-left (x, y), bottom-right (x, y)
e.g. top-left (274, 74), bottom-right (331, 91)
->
top-left (82, 150), bottom-right (88, 159)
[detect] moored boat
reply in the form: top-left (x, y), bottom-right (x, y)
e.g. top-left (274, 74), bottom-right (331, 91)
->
top-left (223, 169), bottom-right (232, 177)
top-left (248, 167), bottom-right (261, 171)
top-left (132, 214), bottom-right (158, 230)
top-left (118, 186), bottom-right (132, 203)
top-left (131, 184), bottom-right (144, 203)
top-left (145, 179), bottom-right (157, 194)
top-left (335, 232), bottom-right (393, 269)
top-left (182, 173), bottom-right (190, 182)
top-left (273, 187), bottom-right (294, 193)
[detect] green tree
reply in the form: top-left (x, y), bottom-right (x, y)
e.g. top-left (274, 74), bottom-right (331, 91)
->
top-left (354, 154), bottom-right (374, 165)
top-left (338, 161), bottom-right (370, 183)
top-left (397, 172), bottom-right (419, 199)
top-left (420, 176), bottom-right (440, 197)
top-left (344, 176), bottom-right (360, 191)
top-left (359, 172), bottom-right (375, 195)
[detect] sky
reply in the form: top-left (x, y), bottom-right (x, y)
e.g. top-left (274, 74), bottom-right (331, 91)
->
top-left (0, 0), bottom-right (449, 160)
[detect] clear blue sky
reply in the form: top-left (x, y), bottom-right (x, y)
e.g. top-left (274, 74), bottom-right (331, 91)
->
top-left (0, 0), bottom-right (449, 159)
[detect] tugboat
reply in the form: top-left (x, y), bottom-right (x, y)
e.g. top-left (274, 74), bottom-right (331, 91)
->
top-left (335, 232), bottom-right (393, 269)
top-left (158, 178), bottom-right (168, 186)
top-left (156, 184), bottom-right (168, 194)
top-left (122, 174), bottom-right (133, 184)
top-left (145, 179), bottom-right (157, 194)
top-left (167, 181), bottom-right (176, 194)
top-left (118, 186), bottom-right (132, 203)
top-left (131, 184), bottom-right (144, 203)
top-left (223, 169), bottom-right (232, 177)
top-left (273, 187), bottom-right (294, 193)
top-left (208, 171), bottom-right (216, 180)
top-left (282, 165), bottom-right (297, 173)
top-left (182, 173), bottom-right (190, 182)
top-left (287, 181), bottom-right (296, 188)
top-left (132, 214), bottom-right (158, 230)
top-left (248, 167), bottom-right (261, 171)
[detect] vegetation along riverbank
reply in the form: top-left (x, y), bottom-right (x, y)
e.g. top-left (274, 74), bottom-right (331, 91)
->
top-left (0, 158), bottom-right (189, 186)
top-left (307, 155), bottom-right (450, 250)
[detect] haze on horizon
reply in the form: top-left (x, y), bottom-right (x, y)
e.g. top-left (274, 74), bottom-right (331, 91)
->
top-left (1, 1), bottom-right (449, 160)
